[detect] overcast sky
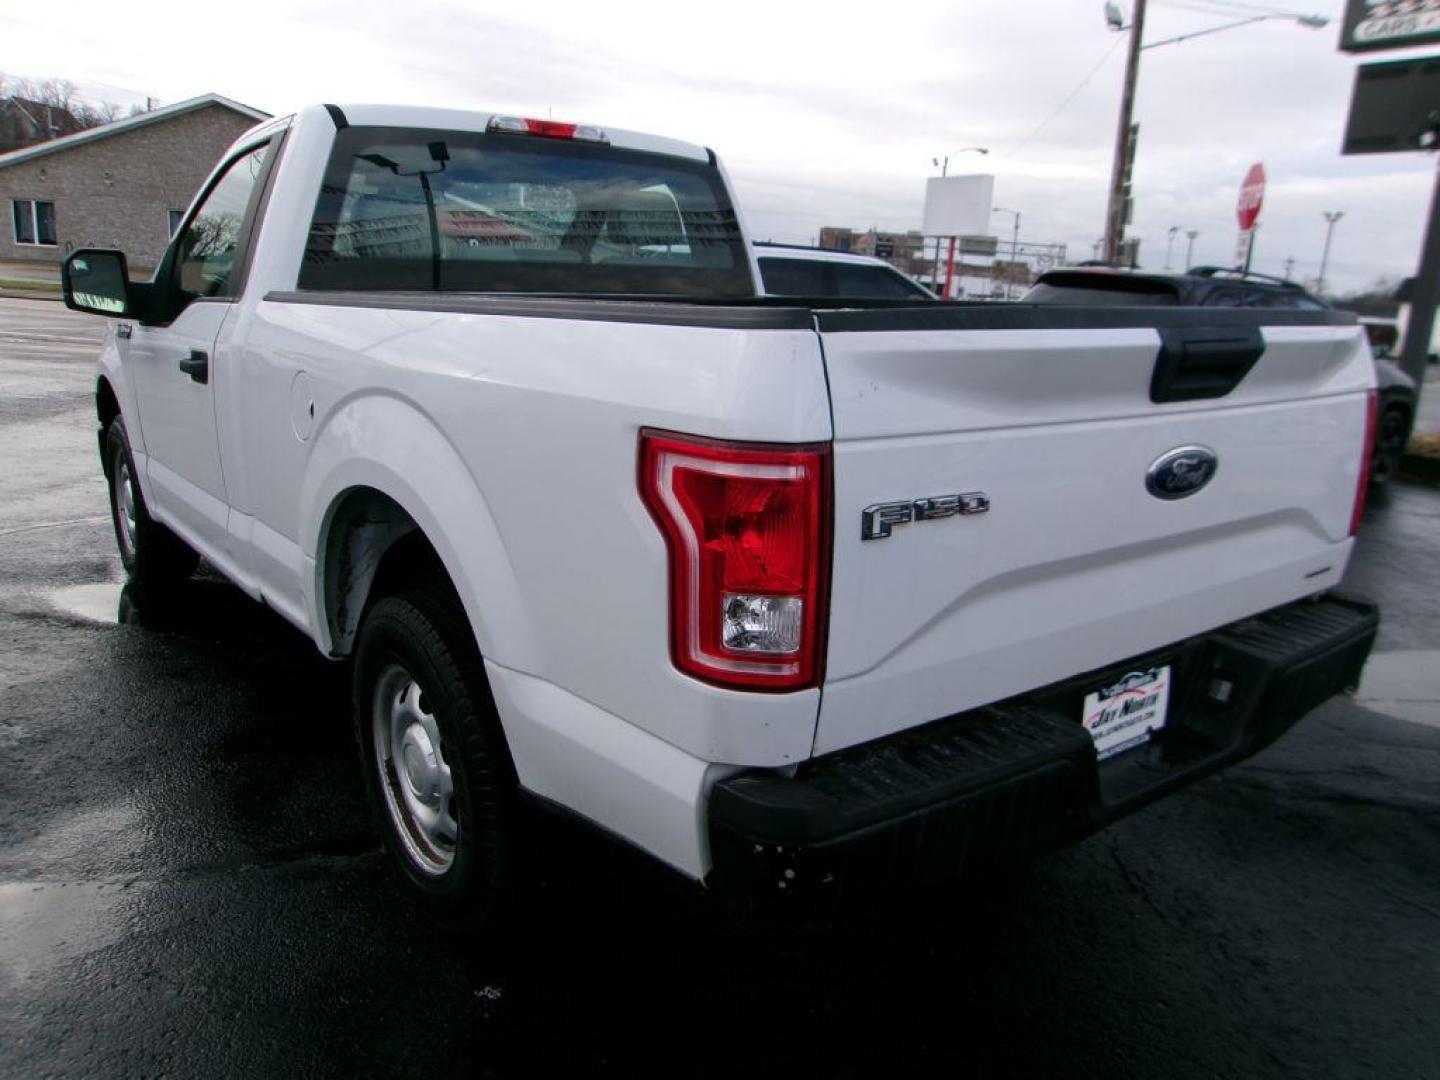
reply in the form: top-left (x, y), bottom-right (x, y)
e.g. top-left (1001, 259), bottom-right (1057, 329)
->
top-left (4, 0), bottom-right (1434, 292)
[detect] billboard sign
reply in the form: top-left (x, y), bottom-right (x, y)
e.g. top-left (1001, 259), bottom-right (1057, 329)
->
top-left (958, 235), bottom-right (1000, 256)
top-left (1343, 56), bottom-right (1440, 152)
top-left (922, 174), bottom-right (995, 238)
top-left (1341, 0), bottom-right (1440, 53)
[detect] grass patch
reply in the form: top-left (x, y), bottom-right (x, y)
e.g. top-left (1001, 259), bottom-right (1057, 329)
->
top-left (0, 277), bottom-right (61, 293)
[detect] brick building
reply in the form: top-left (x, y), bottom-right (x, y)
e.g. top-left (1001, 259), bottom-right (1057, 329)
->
top-left (818, 227), bottom-right (930, 277)
top-left (0, 93), bottom-right (268, 271)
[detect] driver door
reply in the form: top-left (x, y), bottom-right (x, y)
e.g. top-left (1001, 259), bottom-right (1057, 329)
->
top-left (125, 140), bottom-right (273, 559)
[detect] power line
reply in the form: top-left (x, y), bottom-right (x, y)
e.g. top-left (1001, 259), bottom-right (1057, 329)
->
top-left (1002, 36), bottom-right (1127, 159)
top-left (1156, 0), bottom-right (1319, 18)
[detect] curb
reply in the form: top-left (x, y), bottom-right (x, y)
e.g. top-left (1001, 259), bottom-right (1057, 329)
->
top-left (0, 289), bottom-right (62, 302)
top-left (1399, 453), bottom-right (1440, 486)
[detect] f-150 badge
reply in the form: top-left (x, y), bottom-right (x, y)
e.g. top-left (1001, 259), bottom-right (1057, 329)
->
top-left (861, 493), bottom-right (990, 541)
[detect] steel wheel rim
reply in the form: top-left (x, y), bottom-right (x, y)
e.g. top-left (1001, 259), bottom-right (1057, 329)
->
top-left (116, 460), bottom-right (138, 559)
top-left (372, 663), bottom-right (458, 875)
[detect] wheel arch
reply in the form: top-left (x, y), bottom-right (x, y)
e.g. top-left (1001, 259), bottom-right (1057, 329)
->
top-left (301, 395), bottom-right (539, 668)
top-left (96, 376), bottom-right (121, 477)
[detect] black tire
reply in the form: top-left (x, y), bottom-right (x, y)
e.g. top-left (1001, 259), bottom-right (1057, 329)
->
top-left (354, 588), bottom-right (517, 933)
top-left (1369, 406), bottom-right (1410, 487)
top-left (105, 418), bottom-right (200, 584)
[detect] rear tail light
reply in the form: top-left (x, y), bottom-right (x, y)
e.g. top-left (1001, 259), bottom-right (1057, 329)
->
top-left (486, 115), bottom-right (609, 144)
top-left (1350, 389), bottom-right (1380, 537)
top-left (639, 430), bottom-right (832, 692)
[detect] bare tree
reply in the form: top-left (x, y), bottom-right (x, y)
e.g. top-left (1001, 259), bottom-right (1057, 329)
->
top-left (1, 73), bottom-right (132, 133)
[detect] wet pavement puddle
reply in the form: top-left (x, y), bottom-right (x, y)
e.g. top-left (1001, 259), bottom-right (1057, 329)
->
top-left (45, 581), bottom-right (125, 625)
top-left (0, 878), bottom-right (148, 992)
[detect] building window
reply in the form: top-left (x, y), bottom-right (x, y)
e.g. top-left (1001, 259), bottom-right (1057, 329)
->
top-left (11, 199), bottom-right (57, 246)
top-left (168, 210), bottom-right (185, 237)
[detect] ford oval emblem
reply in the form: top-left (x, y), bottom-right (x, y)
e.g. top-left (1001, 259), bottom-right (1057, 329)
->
top-left (1146, 445), bottom-right (1218, 500)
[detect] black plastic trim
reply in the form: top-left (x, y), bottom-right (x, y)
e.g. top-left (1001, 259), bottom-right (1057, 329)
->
top-left (815, 303), bottom-right (1356, 333)
top-left (1150, 325), bottom-right (1265, 403)
top-left (707, 595), bottom-right (1379, 904)
top-left (262, 290), bottom-right (816, 329)
top-left (322, 103), bottom-right (348, 130)
top-left (227, 125), bottom-right (290, 301)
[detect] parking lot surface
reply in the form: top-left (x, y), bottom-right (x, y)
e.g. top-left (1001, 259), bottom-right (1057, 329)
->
top-left (1, 297), bottom-right (1437, 1078)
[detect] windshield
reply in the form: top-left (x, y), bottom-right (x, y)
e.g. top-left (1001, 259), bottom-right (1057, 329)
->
top-left (301, 126), bottom-right (755, 297)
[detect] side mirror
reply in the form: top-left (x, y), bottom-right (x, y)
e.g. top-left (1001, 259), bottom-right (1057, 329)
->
top-left (62, 249), bottom-right (132, 318)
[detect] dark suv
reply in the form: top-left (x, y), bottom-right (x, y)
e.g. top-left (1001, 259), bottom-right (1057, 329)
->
top-left (1023, 266), bottom-right (1416, 484)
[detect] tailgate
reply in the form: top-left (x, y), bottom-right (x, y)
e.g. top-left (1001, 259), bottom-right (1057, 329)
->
top-left (814, 306), bottom-right (1374, 756)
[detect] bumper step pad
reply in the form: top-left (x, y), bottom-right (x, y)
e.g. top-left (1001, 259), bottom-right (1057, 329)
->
top-left (707, 596), bottom-right (1378, 904)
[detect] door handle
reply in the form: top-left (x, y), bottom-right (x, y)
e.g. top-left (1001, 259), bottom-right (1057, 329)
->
top-left (178, 349), bottom-right (209, 385)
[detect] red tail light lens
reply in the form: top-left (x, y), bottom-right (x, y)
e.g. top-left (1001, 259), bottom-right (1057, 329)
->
top-left (486, 116), bottom-right (609, 143)
top-left (1350, 389), bottom-right (1379, 537)
top-left (639, 430), bottom-right (832, 691)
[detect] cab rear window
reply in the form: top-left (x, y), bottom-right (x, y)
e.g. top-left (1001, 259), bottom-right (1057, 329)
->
top-left (300, 126), bottom-right (754, 297)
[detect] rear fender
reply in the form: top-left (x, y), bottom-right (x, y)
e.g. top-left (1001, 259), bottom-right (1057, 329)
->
top-left (300, 393), bottom-right (538, 668)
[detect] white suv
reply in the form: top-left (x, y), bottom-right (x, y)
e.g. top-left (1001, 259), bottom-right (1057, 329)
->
top-left (754, 243), bottom-right (936, 299)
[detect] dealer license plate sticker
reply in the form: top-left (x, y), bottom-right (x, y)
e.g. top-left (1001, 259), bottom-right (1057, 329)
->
top-left (1082, 665), bottom-right (1172, 761)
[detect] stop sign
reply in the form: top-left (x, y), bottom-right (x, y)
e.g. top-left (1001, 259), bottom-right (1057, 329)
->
top-left (1237, 163), bottom-right (1266, 232)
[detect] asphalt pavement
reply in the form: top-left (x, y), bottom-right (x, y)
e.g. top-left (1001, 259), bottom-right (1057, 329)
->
top-left (1, 296), bottom-right (1438, 1079)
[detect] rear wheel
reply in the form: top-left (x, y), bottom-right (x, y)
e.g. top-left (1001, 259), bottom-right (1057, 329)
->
top-left (354, 588), bottom-right (517, 932)
top-left (1369, 406), bottom-right (1410, 486)
top-left (105, 418), bottom-right (199, 584)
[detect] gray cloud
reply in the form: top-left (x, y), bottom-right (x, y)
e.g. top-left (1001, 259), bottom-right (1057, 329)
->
top-left (4, 0), bottom-right (1432, 291)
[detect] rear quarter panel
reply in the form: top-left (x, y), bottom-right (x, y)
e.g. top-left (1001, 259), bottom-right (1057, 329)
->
top-left (245, 298), bottom-right (832, 767)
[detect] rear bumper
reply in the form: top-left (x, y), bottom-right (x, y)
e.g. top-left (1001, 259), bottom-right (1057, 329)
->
top-left (706, 594), bottom-right (1378, 902)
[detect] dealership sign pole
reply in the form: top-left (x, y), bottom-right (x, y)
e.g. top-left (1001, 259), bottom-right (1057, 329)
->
top-left (1235, 162), bottom-right (1265, 272)
top-left (1339, 0), bottom-right (1440, 390)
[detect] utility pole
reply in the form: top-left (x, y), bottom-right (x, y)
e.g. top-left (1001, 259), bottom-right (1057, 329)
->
top-left (1283, 256), bottom-right (1296, 280)
top-left (1103, 0), bottom-right (1148, 263)
top-left (1184, 229), bottom-right (1198, 269)
top-left (1398, 162), bottom-right (1440, 392)
top-left (1317, 211), bottom-right (1343, 296)
top-left (994, 207), bottom-right (1021, 300)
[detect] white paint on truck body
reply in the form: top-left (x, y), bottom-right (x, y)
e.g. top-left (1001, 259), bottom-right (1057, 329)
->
top-left (97, 103), bottom-right (1376, 880)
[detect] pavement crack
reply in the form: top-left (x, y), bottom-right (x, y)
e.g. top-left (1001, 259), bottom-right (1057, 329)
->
top-left (0, 515), bottom-right (108, 539)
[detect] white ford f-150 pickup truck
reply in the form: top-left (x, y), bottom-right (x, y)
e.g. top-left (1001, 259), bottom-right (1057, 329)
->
top-left (62, 104), bottom-right (1379, 924)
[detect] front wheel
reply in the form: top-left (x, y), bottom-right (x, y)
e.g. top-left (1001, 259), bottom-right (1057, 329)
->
top-left (105, 418), bottom-right (199, 584)
top-left (354, 589), bottom-right (517, 932)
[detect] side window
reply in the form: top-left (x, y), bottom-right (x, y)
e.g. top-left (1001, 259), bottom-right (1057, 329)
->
top-left (758, 257), bottom-right (832, 296)
top-left (1199, 286), bottom-right (1246, 307)
top-left (832, 263), bottom-right (927, 299)
top-left (175, 143), bottom-right (270, 299)
top-left (12, 199), bottom-right (56, 246)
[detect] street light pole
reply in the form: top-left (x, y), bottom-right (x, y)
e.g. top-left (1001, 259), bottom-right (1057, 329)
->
top-left (1103, 0), bottom-right (1147, 264)
top-left (1185, 229), bottom-right (1198, 269)
top-left (930, 146), bottom-right (990, 294)
top-left (1165, 225), bottom-right (1180, 269)
top-left (1318, 211), bottom-right (1343, 296)
top-left (1100, 5), bottom-right (1328, 266)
